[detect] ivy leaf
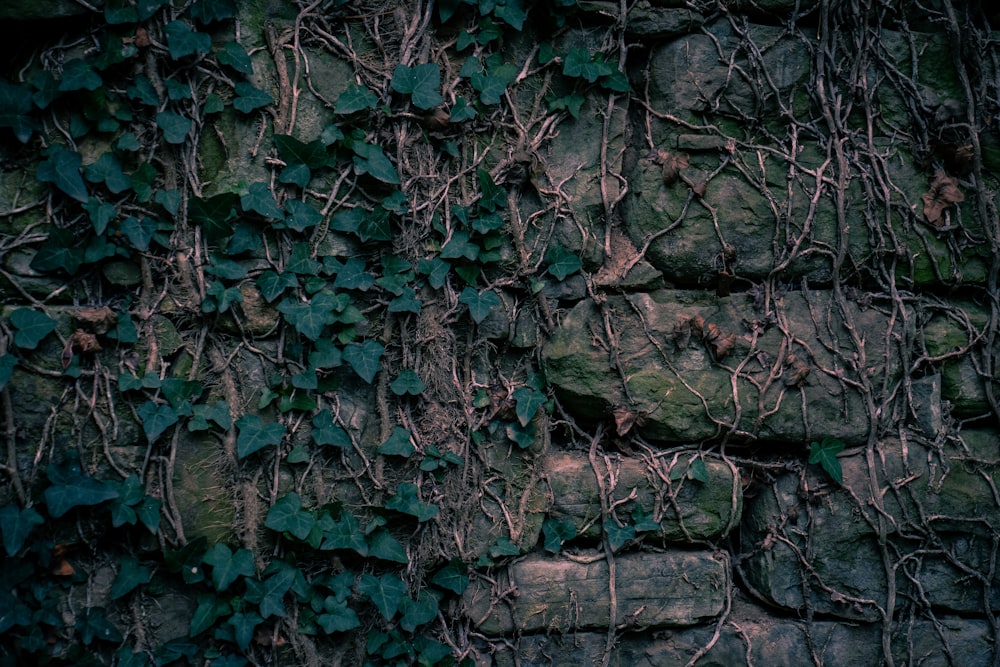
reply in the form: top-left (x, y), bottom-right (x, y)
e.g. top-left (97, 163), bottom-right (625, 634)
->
top-left (274, 134), bottom-right (329, 169)
top-left (333, 257), bottom-right (375, 291)
top-left (203, 543), bottom-right (256, 591)
top-left (356, 573), bottom-right (407, 621)
top-left (388, 288), bottom-right (421, 314)
top-left (277, 298), bottom-right (333, 341)
top-left (216, 42), bottom-right (253, 75)
top-left (352, 142), bottom-right (399, 185)
top-left (36, 147), bottom-right (89, 202)
top-left (165, 20), bottom-right (212, 59)
top-left (687, 457), bottom-right (709, 484)
top-left (285, 242), bottom-right (321, 275)
top-left (545, 244), bottom-right (582, 280)
top-left (399, 590), bottom-right (440, 633)
top-left (0, 505), bottom-right (43, 556)
top-left (252, 568), bottom-right (295, 619)
top-left (280, 162), bottom-right (311, 190)
top-left (317, 598), bottom-right (361, 633)
top-left (308, 340), bottom-right (343, 371)
top-left (506, 420), bottom-right (537, 449)
top-left (386, 483), bottom-right (439, 522)
top-left (256, 270), bottom-right (298, 302)
top-left (111, 556), bottom-right (153, 600)
top-left (241, 182), bottom-right (283, 219)
top-left (320, 510), bottom-right (367, 554)
top-left (229, 611), bottom-right (262, 650)
top-left (335, 83), bottom-right (378, 115)
top-left (417, 257), bottom-right (451, 289)
top-left (391, 63), bottom-right (444, 110)
top-left (136, 401), bottom-right (179, 443)
top-left (809, 436), bottom-right (845, 484)
top-left (10, 308), bottom-right (56, 350)
top-left (120, 216), bottom-right (158, 252)
top-left (83, 198), bottom-right (117, 235)
top-left (367, 528), bottom-right (408, 564)
top-left (137, 497), bottom-right (161, 534)
top-left (343, 339), bottom-right (384, 383)
top-left (157, 111), bottom-right (192, 144)
top-left (236, 414), bottom-right (286, 459)
top-left (30, 229), bottom-right (83, 275)
top-left (311, 409), bottom-right (351, 448)
top-left (233, 82), bottom-right (274, 113)
top-left (512, 387), bottom-right (546, 427)
top-left (189, 593), bottom-right (230, 637)
top-left (494, 0), bottom-right (527, 29)
top-left (477, 168), bottom-right (506, 212)
top-left (390, 369), bottom-right (425, 397)
top-left (0, 355), bottom-right (16, 392)
top-left (84, 153), bottom-right (131, 194)
top-left (604, 519), bottom-right (635, 552)
top-left (471, 71), bottom-right (509, 105)
top-left (377, 427), bottom-right (414, 458)
top-left (59, 59), bottom-right (102, 91)
top-left (189, 0), bottom-right (236, 23)
top-left (284, 199), bottom-right (323, 231)
top-left (431, 558), bottom-right (469, 595)
top-left (459, 287), bottom-right (501, 324)
top-left (189, 192), bottom-right (237, 242)
top-left (542, 517), bottom-right (577, 554)
top-left (44, 458), bottom-right (119, 518)
top-left (265, 492), bottom-right (316, 541)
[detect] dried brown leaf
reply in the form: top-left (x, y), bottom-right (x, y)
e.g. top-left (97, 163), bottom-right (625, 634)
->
top-left (922, 170), bottom-right (964, 227)
top-left (71, 306), bottom-right (116, 334)
top-left (613, 406), bottom-right (639, 437)
top-left (658, 150), bottom-right (690, 185)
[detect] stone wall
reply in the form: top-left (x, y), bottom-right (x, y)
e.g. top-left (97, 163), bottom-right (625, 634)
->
top-left (1, 0), bottom-right (999, 665)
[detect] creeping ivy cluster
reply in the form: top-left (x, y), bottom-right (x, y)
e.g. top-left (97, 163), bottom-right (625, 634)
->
top-left (0, 0), bottom-right (629, 664)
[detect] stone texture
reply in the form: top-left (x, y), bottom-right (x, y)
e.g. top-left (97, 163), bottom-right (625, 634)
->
top-left (464, 551), bottom-right (729, 635)
top-left (543, 451), bottom-right (741, 542)
top-left (542, 289), bottom-right (907, 445)
top-left (741, 430), bottom-right (1000, 619)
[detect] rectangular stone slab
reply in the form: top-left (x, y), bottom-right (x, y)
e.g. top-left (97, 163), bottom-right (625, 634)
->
top-left (543, 451), bottom-right (741, 542)
top-left (463, 551), bottom-right (728, 634)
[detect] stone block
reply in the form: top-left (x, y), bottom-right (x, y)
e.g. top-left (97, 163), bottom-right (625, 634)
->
top-left (542, 289), bottom-right (908, 445)
top-left (463, 550), bottom-right (728, 635)
top-left (543, 451), bottom-right (741, 542)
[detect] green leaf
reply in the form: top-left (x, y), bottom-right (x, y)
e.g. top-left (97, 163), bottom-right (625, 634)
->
top-left (317, 598), bottom-right (361, 633)
top-left (630, 506), bottom-right (661, 533)
top-left (309, 340), bottom-right (343, 370)
top-left (111, 556), bottom-right (153, 600)
top-left (278, 298), bottom-right (333, 341)
top-left (417, 257), bottom-right (451, 290)
top-left (229, 611), bottom-right (262, 650)
top-left (136, 401), bottom-right (179, 443)
top-left (320, 510), bottom-right (367, 554)
top-left (471, 70), bottom-right (512, 105)
top-left (563, 48), bottom-right (615, 83)
top-left (477, 168), bottom-right (506, 212)
top-left (233, 82), bottom-right (274, 113)
top-left (391, 63), bottom-right (444, 110)
top-left (431, 558), bottom-right (469, 595)
top-left (310, 410), bottom-right (350, 449)
top-left (10, 308), bottom-right (56, 350)
top-left (441, 230), bottom-right (479, 261)
top-left (137, 496), bottom-right (161, 533)
top-left (809, 436), bottom-right (845, 484)
top-left (367, 528), bottom-right (409, 564)
top-left (0, 81), bottom-right (35, 142)
top-left (333, 257), bottom-right (375, 291)
top-left (84, 198), bottom-right (117, 235)
top-left (256, 271), bottom-right (297, 302)
top-left (335, 83), bottom-right (378, 115)
top-left (165, 20), bottom-right (212, 59)
top-left (216, 42), bottom-right (253, 75)
top-left (253, 568), bottom-right (295, 619)
top-left (189, 192), bottom-right (237, 242)
top-left (189, 593), bottom-right (230, 637)
top-left (545, 244), bottom-right (582, 280)
top-left (542, 518), bottom-right (576, 554)
top-left (265, 492), bottom-right (316, 541)
top-left (357, 573), bottom-right (407, 621)
top-left (399, 590), bottom-right (439, 632)
top-left (44, 459), bottom-right (119, 518)
top-left (494, 0), bottom-right (527, 29)
top-left (343, 339), bottom-right (384, 383)
top-left (388, 288), bottom-right (421, 314)
top-left (506, 420), bottom-right (537, 449)
top-left (285, 242), bottom-right (321, 275)
top-left (512, 386), bottom-right (546, 427)
top-left (157, 110), bottom-right (192, 144)
top-left (189, 0), bottom-right (236, 23)
top-left (459, 287), bottom-right (501, 323)
top-left (30, 229), bottom-right (83, 275)
top-left (352, 142), bottom-right (399, 185)
top-left (0, 355), bottom-right (16, 392)
top-left (274, 134), bottom-right (329, 169)
top-left (604, 519), bottom-right (635, 552)
top-left (377, 427), bottom-right (414, 457)
top-left (284, 199), bottom-right (323, 231)
top-left (120, 215), bottom-right (158, 251)
top-left (84, 153), bottom-right (131, 194)
top-left (0, 505), bottom-right (44, 556)
top-left (490, 536), bottom-right (521, 558)
top-left (236, 414), bottom-right (286, 459)
top-left (687, 457), bottom-right (709, 484)
top-left (386, 483), bottom-right (439, 522)
top-left (37, 147), bottom-right (88, 202)
top-left (59, 59), bottom-right (102, 91)
top-left (203, 543), bottom-right (256, 591)
top-left (390, 369), bottom-right (425, 397)
top-left (241, 181), bottom-right (283, 219)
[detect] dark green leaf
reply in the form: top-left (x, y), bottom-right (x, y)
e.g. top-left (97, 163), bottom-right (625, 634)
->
top-left (205, 255), bottom-right (248, 280)
top-left (280, 199), bottom-right (322, 232)
top-left (0, 505), bottom-right (43, 556)
top-left (233, 82), bottom-right (274, 113)
top-left (417, 257), bottom-right (451, 289)
top-left (216, 42), bottom-right (253, 75)
top-left (600, 70), bottom-right (631, 92)
top-left (317, 598), bottom-right (361, 633)
top-left (157, 110), bottom-right (192, 144)
top-left (84, 153), bottom-right (131, 193)
top-left (278, 298), bottom-right (333, 341)
top-left (471, 72), bottom-right (508, 105)
top-left (604, 519), bottom-right (635, 552)
top-left (320, 510), bottom-right (367, 554)
top-left (285, 242), bottom-right (321, 275)
top-left (0, 81), bottom-right (35, 142)
top-left (386, 482), bottom-right (439, 521)
top-left (189, 0), bottom-right (236, 23)
top-left (542, 518), bottom-right (576, 554)
top-left (333, 257), bottom-right (375, 291)
top-left (390, 369), bottom-right (425, 397)
top-left (44, 460), bottom-right (119, 518)
top-left (274, 134), bottom-right (329, 169)
top-left (120, 215), bottom-right (158, 251)
top-left (545, 244), bottom-right (582, 280)
top-left (189, 593), bottom-right (229, 637)
top-left (165, 20), bottom-right (212, 59)
top-left (265, 492), bottom-right (316, 541)
top-left (459, 287), bottom-right (501, 324)
top-left (391, 63), bottom-right (443, 110)
top-left (80, 607), bottom-right (123, 645)
top-left (255, 568), bottom-right (295, 618)
top-left (687, 457), bottom-right (709, 484)
top-left (377, 427), bottom-right (414, 457)
top-left (203, 543), bottom-right (256, 591)
top-left (490, 536), bottom-right (521, 558)
top-left (111, 556), bottom-right (153, 600)
top-left (241, 181), bottom-right (283, 219)
top-left (229, 611), bottom-right (262, 650)
top-left (357, 573), bottom-right (407, 620)
top-left (0, 355), bottom-right (15, 392)
top-left (59, 59), bottom-right (102, 91)
top-left (30, 229), bottom-right (83, 275)
top-left (137, 496), bottom-right (161, 533)
top-left (236, 414), bottom-right (286, 459)
top-left (10, 308), bottom-right (56, 350)
top-left (630, 506), bottom-right (661, 533)
top-left (257, 270), bottom-right (297, 302)
top-left (84, 198), bottom-right (117, 235)
top-left (441, 230), bottom-right (479, 260)
top-left (343, 339), bottom-right (384, 383)
top-left (311, 409), bottom-right (351, 448)
top-left (335, 84), bottom-right (378, 115)
top-left (367, 528), bottom-right (408, 563)
top-left (136, 400), bottom-right (179, 443)
top-left (809, 436), bottom-right (845, 484)
top-left (563, 48), bottom-right (614, 83)
top-left (280, 162), bottom-right (311, 188)
top-left (399, 590), bottom-right (439, 632)
top-left (388, 288), bottom-right (421, 314)
top-left (494, 0), bottom-right (526, 29)
top-left (189, 192), bottom-right (237, 241)
top-left (506, 420), bottom-right (537, 449)
top-left (130, 162), bottom-right (157, 201)
top-left (512, 386), bottom-right (546, 427)
top-left (37, 147), bottom-right (88, 202)
top-left (309, 340), bottom-right (343, 370)
top-left (477, 168), bottom-right (506, 212)
top-left (449, 96), bottom-right (476, 122)
top-left (431, 558), bottom-right (469, 594)
top-left (353, 142), bottom-right (399, 185)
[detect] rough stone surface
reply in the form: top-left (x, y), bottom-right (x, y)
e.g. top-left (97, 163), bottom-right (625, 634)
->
top-left (464, 551), bottom-right (729, 635)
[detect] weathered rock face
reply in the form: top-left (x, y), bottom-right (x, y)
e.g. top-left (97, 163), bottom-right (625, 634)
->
top-left (543, 289), bottom-right (908, 445)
